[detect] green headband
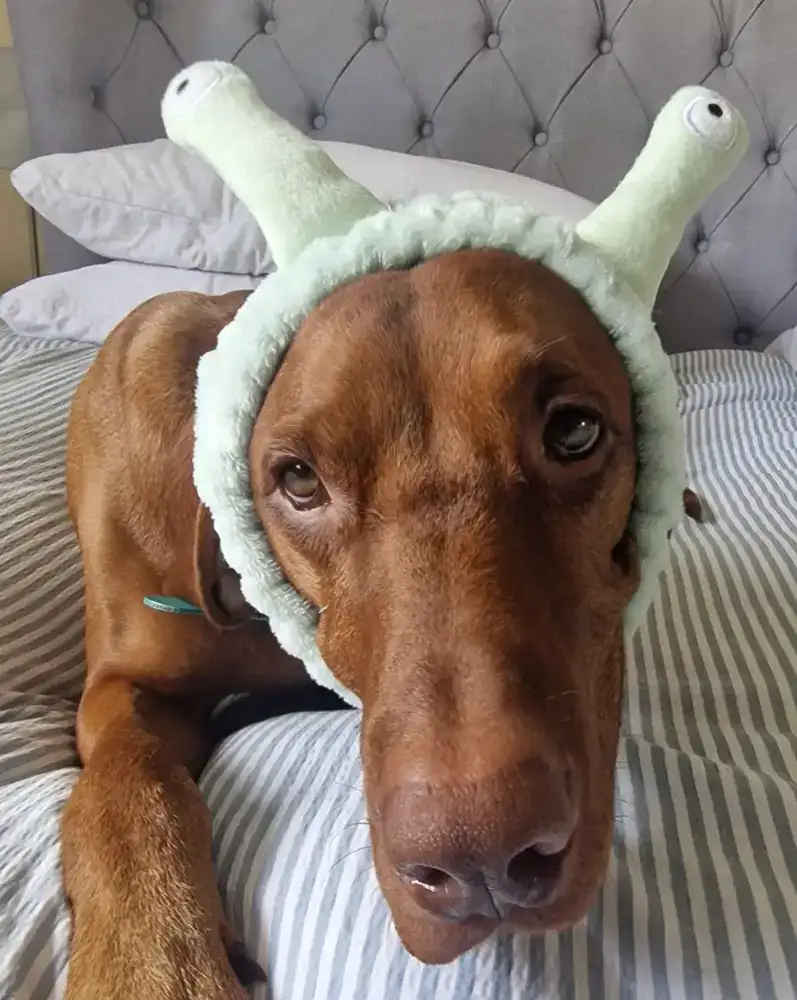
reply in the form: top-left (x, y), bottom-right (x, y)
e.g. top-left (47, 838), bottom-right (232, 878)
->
top-left (162, 63), bottom-right (747, 707)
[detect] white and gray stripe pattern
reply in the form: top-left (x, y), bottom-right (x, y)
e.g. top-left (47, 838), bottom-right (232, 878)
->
top-left (1, 332), bottom-right (796, 999)
top-left (0, 331), bottom-right (92, 1000)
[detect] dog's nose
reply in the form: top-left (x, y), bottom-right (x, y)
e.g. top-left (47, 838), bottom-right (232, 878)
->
top-left (395, 840), bottom-right (570, 921)
top-left (383, 757), bottom-right (577, 922)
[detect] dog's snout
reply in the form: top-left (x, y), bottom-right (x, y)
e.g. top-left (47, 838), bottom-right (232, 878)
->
top-left (383, 756), bottom-right (577, 922)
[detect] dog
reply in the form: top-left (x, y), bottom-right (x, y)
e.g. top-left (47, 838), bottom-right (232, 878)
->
top-left (63, 247), bottom-right (696, 998)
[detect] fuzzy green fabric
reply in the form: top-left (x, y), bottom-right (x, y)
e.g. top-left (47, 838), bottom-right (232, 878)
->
top-left (193, 193), bottom-right (685, 708)
top-left (162, 63), bottom-right (747, 707)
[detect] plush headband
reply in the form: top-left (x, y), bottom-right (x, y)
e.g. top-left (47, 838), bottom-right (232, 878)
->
top-left (161, 63), bottom-right (748, 708)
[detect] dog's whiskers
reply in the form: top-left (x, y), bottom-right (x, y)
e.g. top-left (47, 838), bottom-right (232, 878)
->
top-left (328, 819), bottom-right (370, 839)
top-left (545, 690), bottom-right (578, 703)
top-left (351, 865), bottom-right (376, 887)
top-left (327, 844), bottom-right (372, 875)
top-left (329, 777), bottom-right (363, 795)
top-left (534, 334), bottom-right (574, 360)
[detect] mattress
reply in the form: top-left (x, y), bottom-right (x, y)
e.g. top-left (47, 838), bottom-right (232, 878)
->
top-left (1, 328), bottom-right (796, 1000)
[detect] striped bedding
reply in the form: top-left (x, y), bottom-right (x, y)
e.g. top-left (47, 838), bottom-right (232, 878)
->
top-left (0, 329), bottom-right (796, 1000)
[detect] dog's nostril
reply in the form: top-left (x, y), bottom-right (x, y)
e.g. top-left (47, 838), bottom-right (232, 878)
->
top-left (503, 842), bottom-right (568, 904)
top-left (399, 864), bottom-right (451, 891)
top-left (396, 863), bottom-right (501, 921)
top-left (529, 834), bottom-right (571, 858)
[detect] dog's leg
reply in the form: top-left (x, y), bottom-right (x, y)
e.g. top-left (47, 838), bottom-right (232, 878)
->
top-left (62, 677), bottom-right (260, 1000)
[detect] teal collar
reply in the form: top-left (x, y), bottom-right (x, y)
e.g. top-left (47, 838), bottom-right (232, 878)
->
top-left (144, 595), bottom-right (205, 615)
top-left (143, 595), bottom-right (267, 621)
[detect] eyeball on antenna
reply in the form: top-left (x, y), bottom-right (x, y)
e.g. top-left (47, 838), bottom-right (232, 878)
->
top-left (162, 62), bottom-right (233, 120)
top-left (683, 93), bottom-right (739, 150)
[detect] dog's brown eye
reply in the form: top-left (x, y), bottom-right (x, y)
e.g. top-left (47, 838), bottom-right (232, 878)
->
top-left (544, 408), bottom-right (603, 461)
top-left (279, 461), bottom-right (323, 508)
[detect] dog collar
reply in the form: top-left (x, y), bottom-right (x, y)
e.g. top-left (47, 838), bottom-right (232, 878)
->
top-left (160, 64), bottom-right (748, 708)
top-left (143, 595), bottom-right (268, 622)
top-left (144, 595), bottom-right (205, 616)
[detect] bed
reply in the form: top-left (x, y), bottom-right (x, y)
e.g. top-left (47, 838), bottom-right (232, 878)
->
top-left (2, 1), bottom-right (797, 998)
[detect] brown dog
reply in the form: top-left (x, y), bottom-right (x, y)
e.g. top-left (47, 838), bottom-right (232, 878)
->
top-left (64, 247), bottom-right (651, 998)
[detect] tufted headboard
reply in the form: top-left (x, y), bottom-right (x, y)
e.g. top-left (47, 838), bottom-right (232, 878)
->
top-left (7, 0), bottom-right (797, 352)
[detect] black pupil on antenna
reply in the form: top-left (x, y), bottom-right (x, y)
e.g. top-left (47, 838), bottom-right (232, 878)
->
top-left (177, 79), bottom-right (189, 94)
top-left (708, 102), bottom-right (723, 118)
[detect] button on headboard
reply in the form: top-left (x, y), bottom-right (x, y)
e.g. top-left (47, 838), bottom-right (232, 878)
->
top-left (7, 0), bottom-right (797, 352)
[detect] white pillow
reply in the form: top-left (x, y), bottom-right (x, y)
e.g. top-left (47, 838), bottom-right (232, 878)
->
top-left (766, 326), bottom-right (797, 370)
top-left (0, 261), bottom-right (258, 345)
top-left (11, 140), bottom-right (595, 276)
top-left (12, 140), bottom-right (270, 276)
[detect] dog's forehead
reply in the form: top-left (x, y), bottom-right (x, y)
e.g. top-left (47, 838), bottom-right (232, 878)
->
top-left (273, 249), bottom-right (627, 416)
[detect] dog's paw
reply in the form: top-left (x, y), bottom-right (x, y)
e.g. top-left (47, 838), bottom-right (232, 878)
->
top-left (683, 487), bottom-right (707, 523)
top-left (222, 923), bottom-right (268, 991)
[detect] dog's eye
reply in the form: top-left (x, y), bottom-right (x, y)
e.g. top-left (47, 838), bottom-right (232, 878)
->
top-left (278, 461), bottom-right (325, 509)
top-left (544, 408), bottom-right (603, 461)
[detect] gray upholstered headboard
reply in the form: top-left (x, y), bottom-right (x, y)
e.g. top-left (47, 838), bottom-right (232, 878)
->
top-left (7, 0), bottom-right (797, 352)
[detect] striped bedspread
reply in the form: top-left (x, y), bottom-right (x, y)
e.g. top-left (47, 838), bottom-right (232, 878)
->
top-left (0, 331), bottom-right (795, 1000)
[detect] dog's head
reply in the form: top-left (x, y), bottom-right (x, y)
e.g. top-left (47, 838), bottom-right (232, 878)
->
top-left (163, 62), bottom-right (746, 962)
top-left (248, 247), bottom-right (636, 960)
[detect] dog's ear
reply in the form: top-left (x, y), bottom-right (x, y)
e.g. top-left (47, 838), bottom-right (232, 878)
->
top-left (193, 504), bottom-right (251, 629)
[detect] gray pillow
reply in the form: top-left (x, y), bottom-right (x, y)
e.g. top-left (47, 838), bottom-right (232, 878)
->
top-left (11, 139), bottom-right (594, 276)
